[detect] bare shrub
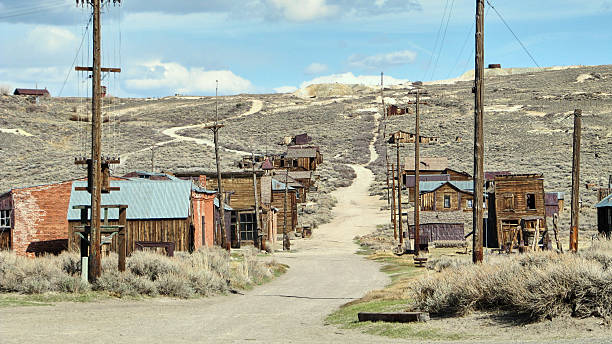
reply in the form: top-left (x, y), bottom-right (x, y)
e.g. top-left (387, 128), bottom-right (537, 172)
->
top-left (426, 256), bottom-right (469, 272)
top-left (410, 243), bottom-right (612, 322)
top-left (155, 272), bottom-right (194, 298)
top-left (128, 251), bottom-right (179, 280)
top-left (0, 85), bottom-right (10, 96)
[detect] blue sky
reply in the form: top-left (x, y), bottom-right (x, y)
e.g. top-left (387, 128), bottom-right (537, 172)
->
top-left (0, 0), bottom-right (611, 97)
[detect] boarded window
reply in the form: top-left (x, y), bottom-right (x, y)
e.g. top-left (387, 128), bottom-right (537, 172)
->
top-left (503, 193), bottom-right (515, 210)
top-left (526, 193), bottom-right (536, 210)
top-left (239, 212), bottom-right (255, 241)
top-left (0, 210), bottom-right (10, 229)
top-left (444, 194), bottom-right (451, 208)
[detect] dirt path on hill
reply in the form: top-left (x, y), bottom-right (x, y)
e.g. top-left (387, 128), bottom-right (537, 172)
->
top-left (0, 118), bottom-right (397, 344)
top-left (120, 99), bottom-right (263, 165)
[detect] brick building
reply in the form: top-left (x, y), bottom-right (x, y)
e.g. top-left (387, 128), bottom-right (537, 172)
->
top-left (0, 180), bottom-right (73, 256)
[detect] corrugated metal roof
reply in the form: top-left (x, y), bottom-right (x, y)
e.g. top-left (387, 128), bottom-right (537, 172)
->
top-left (271, 178), bottom-right (295, 191)
top-left (405, 157), bottom-right (448, 171)
top-left (67, 180), bottom-right (192, 221)
top-left (405, 174), bottom-right (450, 188)
top-left (286, 146), bottom-right (318, 158)
top-left (596, 193), bottom-right (612, 208)
top-left (419, 180), bottom-right (474, 194)
top-left (213, 198), bottom-right (233, 211)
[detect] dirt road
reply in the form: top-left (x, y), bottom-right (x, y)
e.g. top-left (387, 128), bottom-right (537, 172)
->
top-left (1, 154), bottom-right (396, 343)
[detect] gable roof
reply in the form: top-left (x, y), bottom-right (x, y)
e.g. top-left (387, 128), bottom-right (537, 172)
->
top-left (14, 88), bottom-right (50, 96)
top-left (419, 180), bottom-right (474, 194)
top-left (286, 146), bottom-right (319, 158)
top-left (68, 180), bottom-right (192, 221)
top-left (271, 178), bottom-right (295, 191)
top-left (596, 193), bottom-right (612, 208)
top-left (405, 157), bottom-right (448, 171)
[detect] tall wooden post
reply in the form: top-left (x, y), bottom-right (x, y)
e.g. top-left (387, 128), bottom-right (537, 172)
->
top-left (252, 153), bottom-right (261, 250)
top-left (570, 109), bottom-right (582, 252)
top-left (387, 160), bottom-right (391, 222)
top-left (414, 90), bottom-right (421, 256)
top-left (391, 163), bottom-right (397, 240)
top-left (472, 0), bottom-right (485, 263)
top-left (382, 72), bottom-right (389, 205)
top-left (118, 206), bottom-right (127, 272)
top-left (396, 141), bottom-right (403, 246)
top-left (212, 81), bottom-right (228, 251)
top-left (88, 0), bottom-right (103, 281)
top-left (283, 169), bottom-right (290, 250)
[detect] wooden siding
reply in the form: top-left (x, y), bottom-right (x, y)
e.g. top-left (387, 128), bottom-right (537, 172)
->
top-left (68, 218), bottom-right (191, 255)
top-left (421, 184), bottom-right (473, 212)
top-left (0, 230), bottom-right (10, 250)
top-left (271, 191), bottom-right (297, 232)
top-left (206, 175), bottom-right (261, 211)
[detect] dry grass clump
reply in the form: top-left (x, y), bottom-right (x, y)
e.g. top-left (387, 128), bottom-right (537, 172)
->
top-left (0, 251), bottom-right (89, 294)
top-left (0, 247), bottom-right (275, 299)
top-left (410, 243), bottom-right (612, 322)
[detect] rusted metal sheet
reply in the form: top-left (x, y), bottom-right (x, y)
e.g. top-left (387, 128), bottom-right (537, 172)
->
top-left (408, 223), bottom-right (465, 244)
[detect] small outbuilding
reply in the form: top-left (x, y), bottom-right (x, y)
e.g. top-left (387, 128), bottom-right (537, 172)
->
top-left (596, 194), bottom-right (612, 238)
top-left (419, 180), bottom-right (474, 212)
top-left (13, 88), bottom-right (50, 97)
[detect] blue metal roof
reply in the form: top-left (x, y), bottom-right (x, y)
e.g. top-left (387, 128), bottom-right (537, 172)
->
top-left (213, 198), bottom-right (233, 211)
top-left (271, 178), bottom-right (295, 191)
top-left (596, 193), bottom-right (612, 208)
top-left (68, 180), bottom-right (192, 221)
top-left (419, 180), bottom-right (474, 194)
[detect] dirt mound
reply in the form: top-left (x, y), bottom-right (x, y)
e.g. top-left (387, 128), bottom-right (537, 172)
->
top-left (293, 83), bottom-right (374, 99)
top-left (427, 65), bottom-right (587, 85)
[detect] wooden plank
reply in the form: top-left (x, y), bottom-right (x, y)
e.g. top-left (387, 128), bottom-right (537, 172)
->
top-left (358, 312), bottom-right (429, 323)
top-left (75, 66), bottom-right (121, 73)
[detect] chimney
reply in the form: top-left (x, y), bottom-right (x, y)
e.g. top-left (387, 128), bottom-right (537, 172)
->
top-left (199, 175), bottom-right (207, 189)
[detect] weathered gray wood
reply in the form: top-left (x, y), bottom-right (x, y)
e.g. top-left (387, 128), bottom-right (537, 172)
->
top-left (358, 312), bottom-right (429, 323)
top-left (472, 0), bottom-right (485, 263)
top-left (570, 109), bottom-right (582, 252)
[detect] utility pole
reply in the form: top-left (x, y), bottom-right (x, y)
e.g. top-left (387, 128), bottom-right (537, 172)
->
top-left (386, 159), bottom-right (391, 222)
top-left (396, 140), bottom-right (403, 247)
top-left (150, 146), bottom-right (155, 172)
top-left (382, 72), bottom-right (389, 205)
top-left (251, 152), bottom-right (261, 250)
top-left (570, 109), bottom-right (582, 252)
top-left (391, 163), bottom-right (397, 240)
top-left (206, 80), bottom-right (229, 250)
top-left (407, 90), bottom-right (429, 256)
top-left (472, 0), bottom-right (485, 263)
top-left (283, 169), bottom-right (290, 251)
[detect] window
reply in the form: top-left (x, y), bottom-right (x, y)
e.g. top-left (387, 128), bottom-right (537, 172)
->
top-left (526, 193), bottom-right (536, 210)
top-left (239, 212), bottom-right (255, 241)
top-left (0, 210), bottom-right (10, 229)
top-left (444, 194), bottom-right (451, 208)
top-left (503, 193), bottom-right (515, 210)
top-left (466, 199), bottom-right (473, 209)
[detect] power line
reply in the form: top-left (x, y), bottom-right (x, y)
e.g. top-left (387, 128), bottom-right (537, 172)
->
top-left (422, 0), bottom-right (450, 81)
top-left (58, 13), bottom-right (94, 97)
top-left (430, 0), bottom-right (455, 80)
top-left (0, 1), bottom-right (70, 20)
top-left (486, 0), bottom-right (541, 68)
top-left (447, 21), bottom-right (474, 79)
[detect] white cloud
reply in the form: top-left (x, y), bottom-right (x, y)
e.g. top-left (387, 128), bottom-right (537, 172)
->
top-left (268, 0), bottom-right (338, 21)
top-left (274, 86), bottom-right (298, 93)
top-left (26, 26), bottom-right (77, 54)
top-left (300, 72), bottom-right (408, 88)
top-left (348, 50), bottom-right (417, 69)
top-left (304, 62), bottom-right (328, 75)
top-left (125, 60), bottom-right (253, 95)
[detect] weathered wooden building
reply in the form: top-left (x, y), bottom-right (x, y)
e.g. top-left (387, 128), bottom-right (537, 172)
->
top-left (270, 178), bottom-right (298, 233)
top-left (283, 146), bottom-right (323, 171)
top-left (596, 193), bottom-right (612, 238)
top-left (408, 223), bottom-right (465, 248)
top-left (387, 130), bottom-right (439, 145)
top-left (419, 181), bottom-right (474, 212)
top-left (68, 179), bottom-right (223, 255)
top-left (487, 174), bottom-right (548, 250)
top-left (405, 174), bottom-right (450, 202)
top-left (13, 88), bottom-right (50, 97)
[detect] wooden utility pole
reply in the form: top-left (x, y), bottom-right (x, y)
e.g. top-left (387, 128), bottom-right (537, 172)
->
top-left (208, 80), bottom-right (229, 250)
top-left (150, 146), bottom-right (155, 172)
top-left (407, 90), bottom-right (429, 256)
top-left (570, 109), bottom-right (582, 252)
top-left (74, 0), bottom-right (122, 282)
top-left (251, 152), bottom-right (261, 250)
top-left (396, 141), bottom-right (403, 246)
top-left (283, 169), bottom-right (290, 250)
top-left (472, 0), bottom-right (485, 263)
top-left (387, 160), bottom-right (392, 222)
top-left (391, 163), bottom-right (397, 240)
top-left (382, 72), bottom-right (389, 205)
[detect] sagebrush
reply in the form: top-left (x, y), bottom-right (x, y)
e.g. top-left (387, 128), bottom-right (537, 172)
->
top-left (0, 247), bottom-right (274, 298)
top-left (410, 242), bottom-right (612, 322)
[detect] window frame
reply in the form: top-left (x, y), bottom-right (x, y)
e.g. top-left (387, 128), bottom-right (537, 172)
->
top-left (443, 194), bottom-right (451, 209)
top-left (0, 209), bottom-right (11, 229)
top-left (239, 212), bottom-right (256, 241)
top-left (526, 193), bottom-right (536, 210)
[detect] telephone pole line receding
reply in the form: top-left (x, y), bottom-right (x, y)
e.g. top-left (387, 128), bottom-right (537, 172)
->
top-left (207, 80), bottom-right (229, 250)
top-left (472, 0), bottom-right (485, 263)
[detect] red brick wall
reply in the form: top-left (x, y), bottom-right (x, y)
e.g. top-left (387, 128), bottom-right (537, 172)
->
top-left (11, 181), bottom-right (73, 256)
top-left (191, 191), bottom-right (216, 249)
